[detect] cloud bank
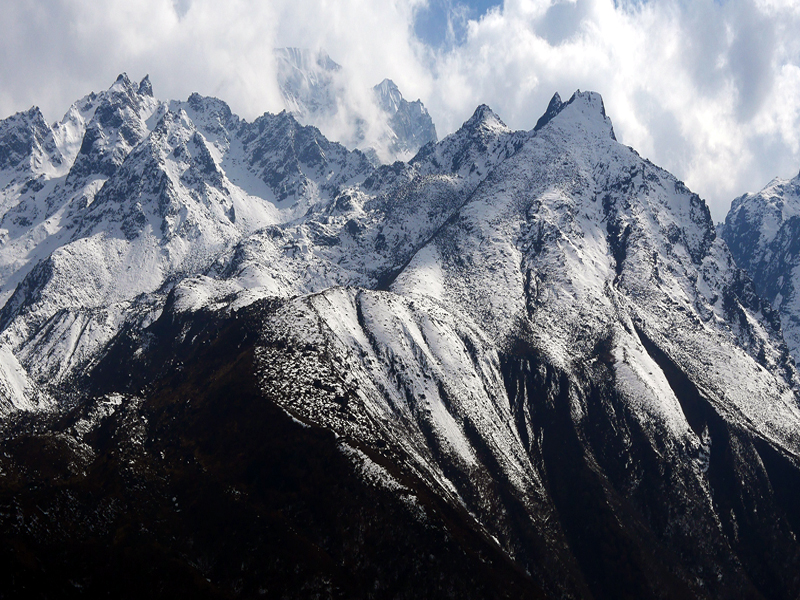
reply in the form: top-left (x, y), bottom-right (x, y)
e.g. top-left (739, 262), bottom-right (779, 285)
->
top-left (2, 0), bottom-right (799, 218)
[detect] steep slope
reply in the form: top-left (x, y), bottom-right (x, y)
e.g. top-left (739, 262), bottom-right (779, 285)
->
top-left (244, 92), bottom-right (800, 598)
top-left (373, 78), bottom-right (438, 160)
top-left (0, 345), bottom-right (47, 413)
top-left (0, 74), bottom-right (162, 409)
top-left (722, 172), bottom-right (800, 366)
top-left (389, 93), bottom-right (800, 596)
top-left (0, 106), bottom-right (63, 196)
top-left (1, 301), bottom-right (548, 599)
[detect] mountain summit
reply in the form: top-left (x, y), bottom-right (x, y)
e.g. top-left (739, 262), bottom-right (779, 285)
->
top-left (723, 172), bottom-right (800, 366)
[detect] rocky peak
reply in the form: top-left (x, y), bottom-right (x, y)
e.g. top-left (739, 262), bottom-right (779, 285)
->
top-left (239, 110), bottom-right (372, 206)
top-left (536, 89), bottom-right (617, 141)
top-left (109, 73), bottom-right (138, 100)
top-left (462, 104), bottom-right (508, 135)
top-left (408, 102), bottom-right (519, 184)
top-left (722, 171), bottom-right (800, 368)
top-left (370, 79), bottom-right (438, 161)
top-left (180, 93), bottom-right (239, 141)
top-left (138, 75), bottom-right (153, 97)
top-left (0, 106), bottom-right (61, 172)
top-left (534, 92), bottom-right (563, 131)
top-left (67, 74), bottom-right (159, 183)
top-left (373, 79), bottom-right (403, 114)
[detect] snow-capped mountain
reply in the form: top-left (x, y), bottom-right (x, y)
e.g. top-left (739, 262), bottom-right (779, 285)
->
top-left (1, 78), bottom-right (800, 599)
top-left (273, 47), bottom-right (342, 119)
top-left (274, 48), bottom-right (437, 163)
top-left (722, 172), bottom-right (800, 368)
top-left (0, 73), bottom-right (372, 403)
top-left (373, 78), bottom-right (438, 158)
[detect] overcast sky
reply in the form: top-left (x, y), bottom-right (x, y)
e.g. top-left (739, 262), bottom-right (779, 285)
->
top-left (2, 0), bottom-right (799, 219)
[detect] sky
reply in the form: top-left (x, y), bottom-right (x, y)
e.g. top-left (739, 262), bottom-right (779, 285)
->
top-left (2, 0), bottom-right (800, 220)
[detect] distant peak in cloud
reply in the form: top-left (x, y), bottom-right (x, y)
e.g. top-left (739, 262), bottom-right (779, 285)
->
top-left (374, 79), bottom-right (403, 114)
top-left (273, 47), bottom-right (342, 118)
top-left (272, 49), bottom-right (437, 164)
top-left (274, 48), bottom-right (341, 74)
top-left (172, 0), bottom-right (191, 19)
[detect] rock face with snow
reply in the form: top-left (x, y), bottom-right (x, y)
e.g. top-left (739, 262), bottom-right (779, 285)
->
top-left (273, 47), bottom-right (343, 119)
top-left (722, 172), bottom-right (800, 367)
top-left (1, 80), bottom-right (800, 599)
top-left (274, 48), bottom-right (437, 163)
top-left (373, 78), bottom-right (438, 158)
top-left (0, 73), bottom-right (372, 397)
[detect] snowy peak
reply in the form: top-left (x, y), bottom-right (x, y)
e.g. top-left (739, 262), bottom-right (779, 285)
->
top-left (725, 172), bottom-right (800, 262)
top-left (274, 47), bottom-right (342, 118)
top-left (534, 92), bottom-right (563, 131)
top-left (372, 78), bottom-right (438, 159)
top-left (177, 93), bottom-right (240, 144)
top-left (138, 74), bottom-right (153, 97)
top-left (536, 89), bottom-right (616, 141)
top-left (239, 109), bottom-right (372, 206)
top-left (67, 73), bottom-right (160, 183)
top-left (0, 106), bottom-right (62, 173)
top-left (108, 73), bottom-right (140, 105)
top-left (723, 171), bottom-right (800, 365)
top-left (373, 79), bottom-right (403, 114)
top-left (462, 104), bottom-right (508, 134)
top-left (407, 102), bottom-right (520, 184)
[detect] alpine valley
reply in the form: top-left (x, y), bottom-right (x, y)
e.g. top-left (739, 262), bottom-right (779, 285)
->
top-left (2, 70), bottom-right (800, 600)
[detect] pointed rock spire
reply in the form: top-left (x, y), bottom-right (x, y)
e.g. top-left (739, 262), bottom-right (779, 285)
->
top-left (462, 104), bottom-right (506, 132)
top-left (113, 73), bottom-right (133, 88)
top-left (534, 90), bottom-right (616, 140)
top-left (138, 75), bottom-right (153, 97)
top-left (564, 90), bottom-right (616, 140)
top-left (373, 79), bottom-right (403, 114)
top-left (108, 73), bottom-right (137, 99)
top-left (534, 92), bottom-right (564, 131)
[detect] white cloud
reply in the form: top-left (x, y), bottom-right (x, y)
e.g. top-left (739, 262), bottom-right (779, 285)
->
top-left (1, 0), bottom-right (798, 219)
top-left (419, 0), bottom-right (800, 218)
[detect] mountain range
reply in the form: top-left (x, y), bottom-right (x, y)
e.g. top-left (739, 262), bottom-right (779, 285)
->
top-left (1, 72), bottom-right (800, 599)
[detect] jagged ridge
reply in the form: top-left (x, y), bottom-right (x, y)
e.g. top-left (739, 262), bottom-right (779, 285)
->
top-left (1, 76), bottom-right (800, 599)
